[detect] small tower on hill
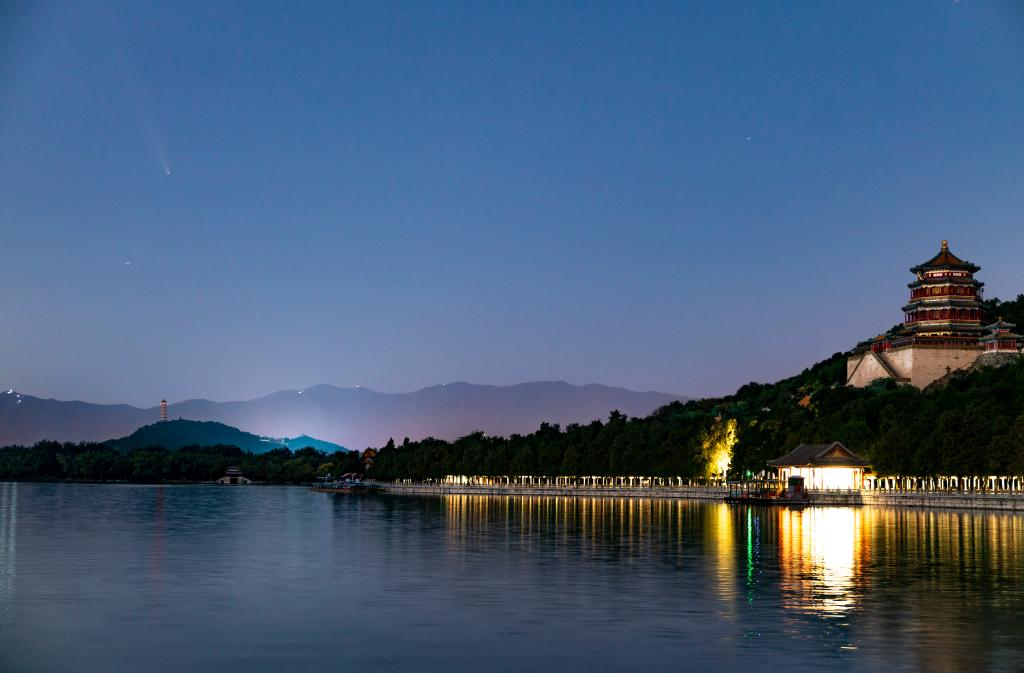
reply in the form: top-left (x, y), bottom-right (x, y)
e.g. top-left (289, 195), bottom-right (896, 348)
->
top-left (159, 399), bottom-right (168, 423)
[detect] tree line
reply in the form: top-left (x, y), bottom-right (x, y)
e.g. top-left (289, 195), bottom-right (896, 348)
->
top-left (369, 355), bottom-right (1024, 480)
top-left (0, 443), bottom-right (365, 483)
top-left (370, 296), bottom-right (1024, 480)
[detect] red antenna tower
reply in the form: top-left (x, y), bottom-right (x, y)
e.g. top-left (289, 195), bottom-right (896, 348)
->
top-left (159, 399), bottom-right (168, 423)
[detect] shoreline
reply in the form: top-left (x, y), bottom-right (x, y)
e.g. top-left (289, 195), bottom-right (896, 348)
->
top-left (7, 480), bottom-right (1024, 512)
top-left (370, 482), bottom-right (1024, 512)
top-left (0, 479), bottom-right (297, 486)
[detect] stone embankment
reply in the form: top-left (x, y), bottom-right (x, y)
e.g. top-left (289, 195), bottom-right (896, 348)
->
top-left (370, 482), bottom-right (1024, 511)
top-left (859, 491), bottom-right (1024, 511)
top-left (371, 482), bottom-right (727, 500)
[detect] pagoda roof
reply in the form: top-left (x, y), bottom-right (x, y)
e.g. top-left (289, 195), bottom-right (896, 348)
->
top-left (903, 297), bottom-right (982, 305)
top-left (767, 442), bottom-right (869, 468)
top-left (983, 318), bottom-right (1017, 331)
top-left (907, 276), bottom-right (982, 289)
top-left (980, 334), bottom-right (1022, 343)
top-left (910, 240), bottom-right (980, 274)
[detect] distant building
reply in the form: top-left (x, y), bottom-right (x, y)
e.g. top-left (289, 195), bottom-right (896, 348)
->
top-left (159, 399), bottom-right (168, 423)
top-left (768, 442), bottom-right (869, 490)
top-left (980, 318), bottom-right (1024, 354)
top-left (216, 467), bottom-right (252, 485)
top-left (847, 241), bottom-right (1021, 389)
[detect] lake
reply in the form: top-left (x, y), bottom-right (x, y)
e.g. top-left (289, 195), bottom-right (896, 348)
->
top-left (0, 483), bottom-right (1022, 672)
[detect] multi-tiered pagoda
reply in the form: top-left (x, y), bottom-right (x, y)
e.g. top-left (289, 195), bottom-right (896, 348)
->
top-left (900, 240), bottom-right (984, 347)
top-left (847, 241), bottom-right (1020, 389)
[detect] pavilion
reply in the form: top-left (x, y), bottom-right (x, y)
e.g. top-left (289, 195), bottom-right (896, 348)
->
top-left (216, 466), bottom-right (252, 485)
top-left (768, 442), bottom-right (869, 490)
top-left (980, 318), bottom-right (1024, 354)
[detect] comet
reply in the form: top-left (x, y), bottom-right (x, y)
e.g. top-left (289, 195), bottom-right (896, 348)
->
top-left (110, 41), bottom-right (172, 176)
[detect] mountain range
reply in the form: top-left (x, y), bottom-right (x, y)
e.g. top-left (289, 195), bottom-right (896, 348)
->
top-left (0, 382), bottom-right (687, 450)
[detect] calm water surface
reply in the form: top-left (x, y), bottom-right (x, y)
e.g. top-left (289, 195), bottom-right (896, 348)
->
top-left (0, 483), bottom-right (1022, 672)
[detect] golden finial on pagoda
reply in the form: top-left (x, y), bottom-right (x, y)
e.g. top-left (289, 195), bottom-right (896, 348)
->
top-left (941, 239), bottom-right (948, 249)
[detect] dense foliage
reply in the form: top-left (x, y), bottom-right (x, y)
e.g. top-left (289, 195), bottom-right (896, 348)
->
top-left (0, 443), bottom-right (364, 483)
top-left (370, 297), bottom-right (1024, 480)
top-left (982, 293), bottom-right (1024, 327)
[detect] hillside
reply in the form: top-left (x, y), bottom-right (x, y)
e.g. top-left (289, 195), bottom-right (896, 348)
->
top-left (0, 381), bottom-right (688, 450)
top-left (283, 435), bottom-right (348, 453)
top-left (371, 354), bottom-right (1024, 480)
top-left (107, 420), bottom-right (286, 453)
top-left (371, 296), bottom-right (1024, 480)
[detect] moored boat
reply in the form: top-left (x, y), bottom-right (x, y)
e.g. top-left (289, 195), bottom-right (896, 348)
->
top-left (724, 476), bottom-right (809, 506)
top-left (311, 473), bottom-right (379, 493)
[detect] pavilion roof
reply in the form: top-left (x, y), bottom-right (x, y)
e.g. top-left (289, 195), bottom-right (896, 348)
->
top-left (767, 442), bottom-right (869, 468)
top-left (983, 318), bottom-right (1017, 331)
top-left (910, 240), bottom-right (980, 274)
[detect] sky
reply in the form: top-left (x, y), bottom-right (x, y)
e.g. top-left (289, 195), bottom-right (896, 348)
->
top-left (1, 1), bottom-right (1023, 406)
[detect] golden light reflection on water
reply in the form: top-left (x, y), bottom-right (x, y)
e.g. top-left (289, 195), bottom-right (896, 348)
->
top-left (710, 502), bottom-right (736, 609)
top-left (776, 507), bottom-right (868, 617)
top-left (437, 494), bottom-right (1024, 648)
top-left (443, 494), bottom-right (709, 560)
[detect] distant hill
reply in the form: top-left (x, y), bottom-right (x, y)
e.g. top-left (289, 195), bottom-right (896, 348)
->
top-left (283, 435), bottom-right (348, 453)
top-left (107, 419), bottom-right (286, 453)
top-left (0, 382), bottom-right (688, 450)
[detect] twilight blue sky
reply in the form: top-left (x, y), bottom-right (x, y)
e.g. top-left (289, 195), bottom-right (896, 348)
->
top-left (1, 1), bottom-right (1023, 406)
